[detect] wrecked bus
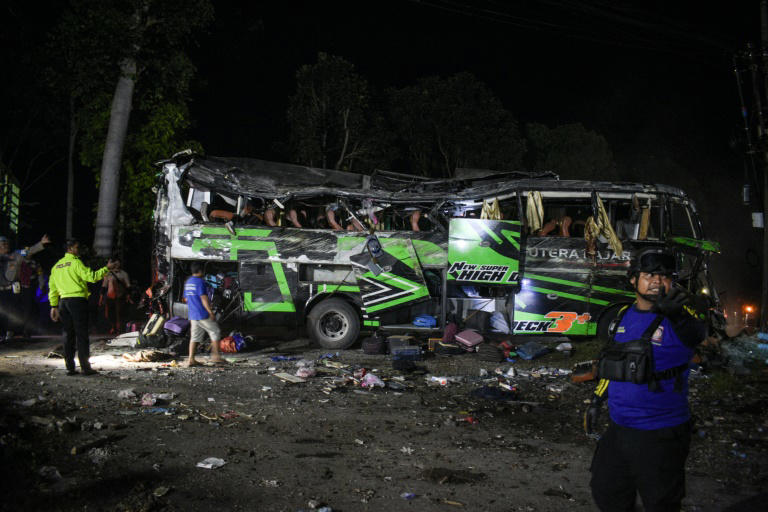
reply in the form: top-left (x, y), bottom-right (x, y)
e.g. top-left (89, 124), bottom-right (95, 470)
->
top-left (151, 151), bottom-right (722, 349)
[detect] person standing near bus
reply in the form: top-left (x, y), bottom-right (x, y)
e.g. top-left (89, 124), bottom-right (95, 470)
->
top-left (183, 261), bottom-right (225, 367)
top-left (49, 239), bottom-right (118, 375)
top-left (588, 248), bottom-right (707, 511)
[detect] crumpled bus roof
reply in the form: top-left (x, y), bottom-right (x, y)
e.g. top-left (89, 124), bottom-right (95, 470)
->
top-left (167, 152), bottom-right (687, 202)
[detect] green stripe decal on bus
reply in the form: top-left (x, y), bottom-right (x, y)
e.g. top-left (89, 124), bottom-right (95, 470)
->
top-left (478, 223), bottom-right (503, 244)
top-left (528, 286), bottom-right (610, 306)
top-left (190, 232), bottom-right (295, 313)
top-left (501, 229), bottom-right (520, 250)
top-left (319, 284), bottom-right (360, 293)
top-left (525, 273), bottom-right (634, 298)
top-left (363, 320), bottom-right (380, 327)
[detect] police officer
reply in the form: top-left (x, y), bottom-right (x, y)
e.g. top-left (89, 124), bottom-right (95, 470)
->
top-left (49, 239), bottom-right (117, 375)
top-left (587, 247), bottom-right (707, 511)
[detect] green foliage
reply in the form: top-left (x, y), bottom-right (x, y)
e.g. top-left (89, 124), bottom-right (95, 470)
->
top-left (53, 0), bottom-right (213, 234)
top-left (122, 102), bottom-right (203, 232)
top-left (388, 72), bottom-right (525, 177)
top-left (287, 53), bottom-right (376, 171)
top-left (525, 122), bottom-right (614, 180)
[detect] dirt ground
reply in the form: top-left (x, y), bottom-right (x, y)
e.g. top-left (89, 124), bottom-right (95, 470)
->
top-left (1, 334), bottom-right (767, 512)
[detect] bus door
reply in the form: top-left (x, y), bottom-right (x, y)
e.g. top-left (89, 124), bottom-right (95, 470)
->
top-left (447, 218), bottom-right (522, 331)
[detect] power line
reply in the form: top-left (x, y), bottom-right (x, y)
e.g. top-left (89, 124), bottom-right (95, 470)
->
top-left (405, 0), bottom-right (737, 62)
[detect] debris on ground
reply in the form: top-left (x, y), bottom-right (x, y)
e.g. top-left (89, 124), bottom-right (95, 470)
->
top-left (196, 457), bottom-right (226, 469)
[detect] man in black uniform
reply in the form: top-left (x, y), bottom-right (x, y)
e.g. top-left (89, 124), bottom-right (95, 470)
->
top-left (587, 248), bottom-right (707, 511)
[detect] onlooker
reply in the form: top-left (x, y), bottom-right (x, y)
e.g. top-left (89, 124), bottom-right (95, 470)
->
top-left (0, 234), bottom-right (49, 341)
top-left (18, 255), bottom-right (41, 339)
top-left (99, 256), bottom-right (130, 335)
top-left (183, 261), bottom-right (225, 367)
top-left (49, 239), bottom-right (117, 375)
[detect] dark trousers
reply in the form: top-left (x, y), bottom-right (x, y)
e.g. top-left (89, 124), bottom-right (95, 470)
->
top-left (590, 420), bottom-right (691, 512)
top-left (105, 297), bottom-right (124, 333)
top-left (59, 297), bottom-right (91, 371)
top-left (20, 286), bottom-right (38, 336)
top-left (0, 288), bottom-right (18, 336)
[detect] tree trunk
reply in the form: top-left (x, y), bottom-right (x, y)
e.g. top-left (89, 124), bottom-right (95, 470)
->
top-left (94, 57), bottom-right (136, 257)
top-left (335, 108), bottom-right (350, 170)
top-left (66, 95), bottom-right (78, 240)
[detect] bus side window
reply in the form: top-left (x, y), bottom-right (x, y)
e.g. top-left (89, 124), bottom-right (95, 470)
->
top-left (669, 202), bottom-right (697, 238)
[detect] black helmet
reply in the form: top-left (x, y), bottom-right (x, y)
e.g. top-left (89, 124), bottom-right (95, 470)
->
top-left (629, 247), bottom-right (676, 277)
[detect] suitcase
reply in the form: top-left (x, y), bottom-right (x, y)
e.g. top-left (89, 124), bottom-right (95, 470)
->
top-left (455, 329), bottom-right (483, 352)
top-left (164, 316), bottom-right (190, 335)
top-left (388, 336), bottom-right (422, 361)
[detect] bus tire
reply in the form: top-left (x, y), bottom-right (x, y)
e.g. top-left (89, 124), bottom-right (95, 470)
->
top-left (597, 305), bottom-right (624, 344)
top-left (307, 298), bottom-right (361, 349)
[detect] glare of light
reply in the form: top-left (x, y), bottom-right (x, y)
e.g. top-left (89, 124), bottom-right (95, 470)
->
top-left (700, 287), bottom-right (709, 295)
top-left (744, 305), bottom-right (755, 313)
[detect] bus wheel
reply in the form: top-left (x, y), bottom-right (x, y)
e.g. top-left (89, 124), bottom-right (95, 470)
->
top-left (597, 305), bottom-right (624, 344)
top-left (307, 298), bottom-right (361, 349)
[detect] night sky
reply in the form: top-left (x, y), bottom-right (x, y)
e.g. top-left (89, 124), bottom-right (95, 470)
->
top-left (2, 0), bottom-right (765, 312)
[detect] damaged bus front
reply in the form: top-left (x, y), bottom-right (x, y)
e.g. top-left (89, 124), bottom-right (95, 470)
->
top-left (151, 151), bottom-right (723, 349)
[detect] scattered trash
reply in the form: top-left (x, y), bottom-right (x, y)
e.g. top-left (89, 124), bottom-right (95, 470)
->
top-left (274, 372), bottom-right (307, 383)
top-left (208, 397), bottom-right (215, 402)
top-left (71, 434), bottom-right (126, 455)
top-left (38, 466), bottom-right (62, 482)
top-left (471, 385), bottom-right (517, 402)
top-left (429, 376), bottom-right (449, 386)
top-left (516, 341), bottom-right (549, 360)
top-left (153, 486), bottom-right (171, 497)
top-left (261, 386), bottom-right (272, 392)
top-left (117, 388), bottom-right (136, 399)
top-left (361, 373), bottom-right (385, 388)
top-left (460, 416), bottom-right (479, 424)
top-left (555, 342), bottom-right (573, 353)
top-left (400, 492), bottom-right (416, 500)
top-left (46, 351), bottom-right (64, 359)
top-left (270, 355), bottom-right (299, 362)
top-left (546, 384), bottom-right (564, 394)
top-left (261, 479), bottom-right (280, 487)
top-left (142, 407), bottom-right (174, 414)
top-left (196, 457), bottom-right (226, 469)
top-left (88, 447), bottom-right (111, 465)
top-left (18, 398), bottom-right (36, 407)
top-left (731, 450), bottom-right (747, 459)
top-left (141, 393), bottom-right (157, 406)
top-left (296, 367), bottom-right (317, 378)
top-left (400, 446), bottom-right (414, 455)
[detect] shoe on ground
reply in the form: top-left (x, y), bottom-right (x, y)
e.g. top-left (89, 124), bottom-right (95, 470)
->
top-left (81, 368), bottom-right (98, 376)
top-left (66, 369), bottom-right (79, 376)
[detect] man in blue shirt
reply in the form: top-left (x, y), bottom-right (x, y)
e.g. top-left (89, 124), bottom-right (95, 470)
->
top-left (589, 248), bottom-right (707, 511)
top-left (183, 261), bottom-right (225, 367)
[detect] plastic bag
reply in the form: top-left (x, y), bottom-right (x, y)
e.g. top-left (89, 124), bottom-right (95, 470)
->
top-left (361, 373), bottom-right (385, 388)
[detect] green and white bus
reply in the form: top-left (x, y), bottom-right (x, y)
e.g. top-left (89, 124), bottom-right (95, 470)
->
top-left (151, 152), bottom-right (721, 348)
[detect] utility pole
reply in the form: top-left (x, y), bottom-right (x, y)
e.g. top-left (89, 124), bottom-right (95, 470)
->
top-left (761, 0), bottom-right (768, 330)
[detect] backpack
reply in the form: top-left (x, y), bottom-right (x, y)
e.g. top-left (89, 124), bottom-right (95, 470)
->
top-left (138, 314), bottom-right (168, 348)
top-left (597, 309), bottom-right (687, 392)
